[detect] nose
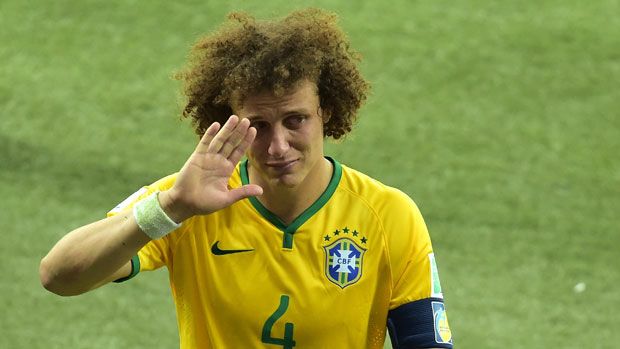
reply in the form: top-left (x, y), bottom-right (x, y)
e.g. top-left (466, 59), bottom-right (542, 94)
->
top-left (267, 124), bottom-right (290, 158)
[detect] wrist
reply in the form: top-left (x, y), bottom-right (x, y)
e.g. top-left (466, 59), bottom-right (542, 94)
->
top-left (158, 189), bottom-right (194, 223)
top-left (133, 191), bottom-right (182, 240)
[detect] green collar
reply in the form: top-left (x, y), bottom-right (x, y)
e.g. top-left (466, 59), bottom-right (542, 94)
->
top-left (240, 157), bottom-right (342, 249)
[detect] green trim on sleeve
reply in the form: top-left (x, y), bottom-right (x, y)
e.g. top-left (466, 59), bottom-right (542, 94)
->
top-left (113, 255), bottom-right (141, 283)
top-left (241, 157), bottom-right (342, 249)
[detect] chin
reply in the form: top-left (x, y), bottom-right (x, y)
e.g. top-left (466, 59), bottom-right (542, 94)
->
top-left (269, 174), bottom-right (302, 188)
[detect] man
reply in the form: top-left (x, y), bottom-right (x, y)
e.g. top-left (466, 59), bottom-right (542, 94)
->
top-left (40, 8), bottom-right (453, 349)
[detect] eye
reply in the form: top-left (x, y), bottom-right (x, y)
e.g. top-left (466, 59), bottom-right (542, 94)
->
top-left (283, 114), bottom-right (306, 129)
top-left (249, 120), bottom-right (269, 131)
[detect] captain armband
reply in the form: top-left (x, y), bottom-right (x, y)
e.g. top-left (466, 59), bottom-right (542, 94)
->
top-left (387, 298), bottom-right (453, 349)
top-left (133, 191), bottom-right (181, 240)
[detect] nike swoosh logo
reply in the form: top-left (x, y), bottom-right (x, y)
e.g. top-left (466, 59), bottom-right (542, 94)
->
top-left (211, 241), bottom-right (254, 255)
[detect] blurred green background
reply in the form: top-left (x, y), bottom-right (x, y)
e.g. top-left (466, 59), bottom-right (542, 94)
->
top-left (1, 0), bottom-right (619, 348)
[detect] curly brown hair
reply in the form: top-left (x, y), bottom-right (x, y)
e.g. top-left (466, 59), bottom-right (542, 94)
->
top-left (176, 8), bottom-right (370, 139)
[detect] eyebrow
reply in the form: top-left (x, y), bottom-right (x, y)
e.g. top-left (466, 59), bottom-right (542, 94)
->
top-left (282, 108), bottom-right (312, 116)
top-left (245, 108), bottom-right (313, 120)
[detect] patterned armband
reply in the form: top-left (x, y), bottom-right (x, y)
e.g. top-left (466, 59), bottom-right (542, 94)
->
top-left (387, 298), bottom-right (453, 348)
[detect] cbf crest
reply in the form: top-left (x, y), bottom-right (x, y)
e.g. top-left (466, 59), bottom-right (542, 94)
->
top-left (322, 227), bottom-right (368, 289)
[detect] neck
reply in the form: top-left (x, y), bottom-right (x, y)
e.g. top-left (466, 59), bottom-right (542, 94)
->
top-left (250, 157), bottom-right (333, 225)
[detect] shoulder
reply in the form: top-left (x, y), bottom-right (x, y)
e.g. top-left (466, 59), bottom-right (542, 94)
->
top-left (338, 163), bottom-right (420, 219)
top-left (107, 173), bottom-right (179, 216)
top-left (148, 173), bottom-right (179, 190)
top-left (337, 163), bottom-right (430, 255)
top-left (141, 173), bottom-right (180, 194)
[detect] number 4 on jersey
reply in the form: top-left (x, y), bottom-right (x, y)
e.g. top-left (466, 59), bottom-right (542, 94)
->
top-left (261, 295), bottom-right (296, 349)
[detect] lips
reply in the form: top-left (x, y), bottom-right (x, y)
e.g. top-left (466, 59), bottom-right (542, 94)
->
top-left (265, 159), bottom-right (298, 169)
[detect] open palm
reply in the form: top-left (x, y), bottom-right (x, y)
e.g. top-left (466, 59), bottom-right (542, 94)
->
top-left (162, 115), bottom-right (262, 222)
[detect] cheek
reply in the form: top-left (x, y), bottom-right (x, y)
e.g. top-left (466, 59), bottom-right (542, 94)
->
top-left (247, 135), bottom-right (270, 157)
top-left (246, 143), bottom-right (261, 159)
top-left (288, 135), bottom-right (310, 151)
top-left (305, 124), bottom-right (325, 150)
top-left (294, 123), bottom-right (322, 147)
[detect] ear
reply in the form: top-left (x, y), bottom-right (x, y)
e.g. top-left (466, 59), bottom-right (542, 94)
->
top-left (319, 107), bottom-right (332, 124)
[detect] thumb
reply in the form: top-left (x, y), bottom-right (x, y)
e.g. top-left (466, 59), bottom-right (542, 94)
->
top-left (228, 184), bottom-right (263, 203)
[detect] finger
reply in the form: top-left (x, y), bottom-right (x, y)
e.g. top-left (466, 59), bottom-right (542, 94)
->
top-left (218, 118), bottom-right (250, 158)
top-left (194, 122), bottom-right (221, 154)
top-left (228, 184), bottom-right (263, 203)
top-left (228, 126), bottom-right (257, 164)
top-left (207, 115), bottom-right (239, 153)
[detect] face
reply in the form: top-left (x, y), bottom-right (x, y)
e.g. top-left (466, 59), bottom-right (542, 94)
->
top-left (234, 80), bottom-right (328, 189)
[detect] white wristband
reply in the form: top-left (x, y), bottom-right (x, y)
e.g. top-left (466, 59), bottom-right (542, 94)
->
top-left (133, 191), bottom-right (181, 240)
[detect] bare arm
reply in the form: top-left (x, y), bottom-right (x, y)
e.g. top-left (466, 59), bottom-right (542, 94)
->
top-left (39, 209), bottom-right (149, 296)
top-left (40, 115), bottom-right (261, 296)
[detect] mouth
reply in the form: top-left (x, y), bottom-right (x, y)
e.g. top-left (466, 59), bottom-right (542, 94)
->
top-left (265, 159), bottom-right (298, 170)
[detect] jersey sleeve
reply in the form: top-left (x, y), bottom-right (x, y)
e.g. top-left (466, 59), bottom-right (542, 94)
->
top-left (107, 174), bottom-right (179, 275)
top-left (381, 188), bottom-right (453, 348)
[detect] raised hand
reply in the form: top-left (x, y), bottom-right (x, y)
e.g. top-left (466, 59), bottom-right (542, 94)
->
top-left (159, 115), bottom-right (263, 223)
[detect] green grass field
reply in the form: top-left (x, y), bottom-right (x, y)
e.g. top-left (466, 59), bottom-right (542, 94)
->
top-left (2, 0), bottom-right (619, 348)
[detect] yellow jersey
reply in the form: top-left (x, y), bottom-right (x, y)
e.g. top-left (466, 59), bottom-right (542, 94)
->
top-left (110, 158), bottom-right (452, 348)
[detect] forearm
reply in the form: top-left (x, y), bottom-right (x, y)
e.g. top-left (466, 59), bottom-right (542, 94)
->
top-left (39, 210), bottom-right (151, 296)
